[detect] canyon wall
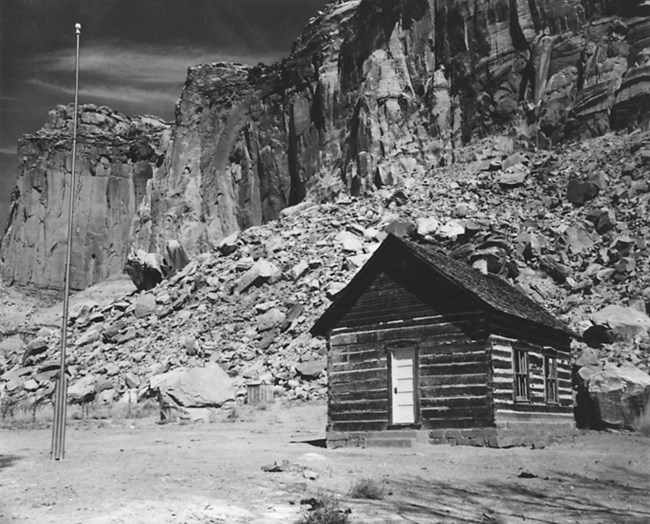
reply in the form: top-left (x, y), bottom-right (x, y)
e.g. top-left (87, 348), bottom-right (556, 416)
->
top-left (131, 0), bottom-right (650, 256)
top-left (3, 0), bottom-right (650, 289)
top-left (0, 105), bottom-right (169, 290)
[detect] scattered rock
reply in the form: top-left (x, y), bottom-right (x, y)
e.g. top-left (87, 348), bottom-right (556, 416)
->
top-left (134, 293), bottom-right (157, 318)
top-left (258, 309), bottom-right (285, 332)
top-left (234, 260), bottom-right (281, 294)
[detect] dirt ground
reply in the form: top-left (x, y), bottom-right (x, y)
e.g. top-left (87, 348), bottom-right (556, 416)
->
top-left (0, 401), bottom-right (648, 524)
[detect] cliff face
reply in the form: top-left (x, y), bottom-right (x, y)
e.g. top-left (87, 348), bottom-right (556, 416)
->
top-left (0, 105), bottom-right (170, 290)
top-left (130, 1), bottom-right (447, 254)
top-left (3, 0), bottom-right (650, 289)
top-left (132, 0), bottom-right (650, 257)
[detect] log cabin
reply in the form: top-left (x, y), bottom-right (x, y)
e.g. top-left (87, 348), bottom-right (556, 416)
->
top-left (311, 234), bottom-right (578, 448)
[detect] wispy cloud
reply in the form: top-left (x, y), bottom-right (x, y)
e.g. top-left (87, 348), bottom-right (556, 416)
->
top-left (24, 43), bottom-right (279, 86)
top-left (0, 146), bottom-right (17, 156)
top-left (25, 78), bottom-right (178, 106)
top-left (17, 43), bottom-right (281, 115)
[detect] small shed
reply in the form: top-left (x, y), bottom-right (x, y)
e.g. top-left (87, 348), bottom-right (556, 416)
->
top-left (311, 234), bottom-right (578, 448)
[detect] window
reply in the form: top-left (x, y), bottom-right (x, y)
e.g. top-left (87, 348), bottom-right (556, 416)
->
top-left (513, 349), bottom-right (529, 401)
top-left (544, 356), bottom-right (558, 404)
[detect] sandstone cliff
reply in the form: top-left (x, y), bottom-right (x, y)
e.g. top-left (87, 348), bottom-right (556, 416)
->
top-left (0, 105), bottom-right (170, 290)
top-left (132, 0), bottom-right (650, 257)
top-left (4, 0), bottom-right (650, 289)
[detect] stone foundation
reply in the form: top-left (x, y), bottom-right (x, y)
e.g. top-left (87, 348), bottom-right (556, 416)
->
top-left (327, 423), bottom-right (577, 449)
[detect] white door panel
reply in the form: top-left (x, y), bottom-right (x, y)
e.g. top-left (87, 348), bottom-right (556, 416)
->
top-left (390, 347), bottom-right (416, 424)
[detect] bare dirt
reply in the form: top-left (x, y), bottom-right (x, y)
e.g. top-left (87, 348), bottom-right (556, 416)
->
top-left (1, 401), bottom-right (648, 524)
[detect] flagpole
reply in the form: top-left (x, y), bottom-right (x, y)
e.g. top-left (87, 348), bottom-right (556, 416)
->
top-left (51, 22), bottom-right (81, 461)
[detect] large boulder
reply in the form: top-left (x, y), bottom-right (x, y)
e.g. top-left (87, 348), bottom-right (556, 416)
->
top-left (583, 365), bottom-right (650, 429)
top-left (125, 249), bottom-right (166, 291)
top-left (591, 305), bottom-right (650, 342)
top-left (67, 374), bottom-right (98, 404)
top-left (150, 363), bottom-right (235, 421)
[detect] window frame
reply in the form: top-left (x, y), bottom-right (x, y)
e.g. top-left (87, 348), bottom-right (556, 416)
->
top-left (544, 354), bottom-right (559, 405)
top-left (512, 348), bottom-right (530, 402)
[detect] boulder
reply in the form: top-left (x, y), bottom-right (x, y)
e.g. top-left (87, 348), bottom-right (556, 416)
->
top-left (586, 209), bottom-right (616, 235)
top-left (125, 249), bottom-right (166, 291)
top-left (592, 305), bottom-right (650, 342)
top-left (23, 379), bottom-right (39, 392)
top-left (585, 365), bottom-right (650, 428)
top-left (296, 359), bottom-right (326, 380)
top-left (290, 260), bottom-right (309, 280)
top-left (217, 233), bottom-right (239, 256)
top-left (150, 363), bottom-right (235, 410)
top-left (383, 218), bottom-right (416, 238)
top-left (582, 325), bottom-right (616, 348)
top-left (539, 255), bottom-right (571, 283)
top-left (567, 179), bottom-right (599, 205)
top-left (258, 308), bottom-right (285, 332)
top-left (123, 372), bottom-right (139, 389)
top-left (438, 220), bottom-right (465, 240)
top-left (336, 231), bottom-right (363, 253)
top-left (134, 293), bottom-right (157, 318)
top-left (234, 259), bottom-right (281, 294)
top-left (0, 336), bottom-right (24, 354)
top-left (498, 164), bottom-right (528, 187)
top-left (563, 225), bottom-right (595, 254)
top-left (416, 217), bottom-right (440, 237)
top-left (96, 388), bottom-right (116, 405)
top-left (68, 374), bottom-right (98, 404)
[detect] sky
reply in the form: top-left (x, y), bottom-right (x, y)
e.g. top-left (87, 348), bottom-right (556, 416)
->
top-left (0, 0), bottom-right (328, 235)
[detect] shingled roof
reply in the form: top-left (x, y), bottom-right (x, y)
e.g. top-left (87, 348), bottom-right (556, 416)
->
top-left (311, 234), bottom-right (577, 337)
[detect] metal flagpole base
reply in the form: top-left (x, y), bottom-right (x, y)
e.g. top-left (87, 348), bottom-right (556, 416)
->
top-left (51, 374), bottom-right (68, 460)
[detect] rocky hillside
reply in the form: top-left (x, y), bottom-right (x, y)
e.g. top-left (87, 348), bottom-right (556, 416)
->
top-left (2, 127), bottom-right (650, 416)
top-left (3, 0), bottom-right (650, 291)
top-left (0, 105), bottom-right (170, 290)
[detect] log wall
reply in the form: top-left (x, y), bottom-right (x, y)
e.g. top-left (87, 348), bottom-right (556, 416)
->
top-left (488, 334), bottom-right (575, 446)
top-left (328, 312), bottom-right (492, 433)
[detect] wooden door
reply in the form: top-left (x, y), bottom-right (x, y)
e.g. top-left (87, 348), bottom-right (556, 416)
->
top-left (390, 347), bottom-right (416, 425)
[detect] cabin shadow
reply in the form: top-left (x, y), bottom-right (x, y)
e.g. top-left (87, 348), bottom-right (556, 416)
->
top-left (380, 468), bottom-right (650, 523)
top-left (291, 438), bottom-right (327, 448)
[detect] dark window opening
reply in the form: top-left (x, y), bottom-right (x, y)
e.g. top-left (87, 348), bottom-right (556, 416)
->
top-left (513, 349), bottom-right (529, 401)
top-left (545, 356), bottom-right (558, 404)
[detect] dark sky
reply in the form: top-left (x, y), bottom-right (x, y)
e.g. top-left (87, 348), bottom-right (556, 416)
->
top-left (0, 0), bottom-right (328, 234)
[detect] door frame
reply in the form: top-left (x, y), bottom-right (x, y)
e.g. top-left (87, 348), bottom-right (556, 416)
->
top-left (386, 340), bottom-right (420, 428)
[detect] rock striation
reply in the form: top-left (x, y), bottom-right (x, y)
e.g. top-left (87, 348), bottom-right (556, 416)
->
top-left (0, 104), bottom-right (170, 290)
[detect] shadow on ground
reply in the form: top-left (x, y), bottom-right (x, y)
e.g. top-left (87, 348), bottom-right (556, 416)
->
top-left (292, 438), bottom-right (327, 448)
top-left (0, 455), bottom-right (20, 472)
top-left (358, 468), bottom-right (650, 523)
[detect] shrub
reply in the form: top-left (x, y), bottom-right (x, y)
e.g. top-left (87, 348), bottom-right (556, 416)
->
top-left (349, 477), bottom-right (385, 500)
top-left (633, 403), bottom-right (650, 437)
top-left (296, 495), bottom-right (350, 524)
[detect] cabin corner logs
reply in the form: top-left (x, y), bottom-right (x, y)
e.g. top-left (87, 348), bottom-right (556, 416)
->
top-left (314, 235), bottom-right (577, 448)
